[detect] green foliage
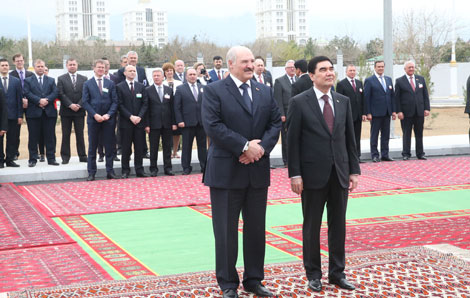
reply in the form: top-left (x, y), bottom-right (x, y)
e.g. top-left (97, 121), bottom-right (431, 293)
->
top-left (303, 38), bottom-right (316, 60)
top-left (365, 38), bottom-right (383, 60)
top-left (357, 54), bottom-right (373, 81)
top-left (415, 56), bottom-right (434, 96)
top-left (440, 38), bottom-right (470, 62)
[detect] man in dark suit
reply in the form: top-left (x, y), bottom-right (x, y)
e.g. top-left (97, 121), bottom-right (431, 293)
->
top-left (145, 68), bottom-right (176, 176)
top-left (336, 64), bottom-right (366, 162)
top-left (23, 59), bottom-right (59, 167)
top-left (273, 59), bottom-right (296, 166)
top-left (117, 65), bottom-right (149, 178)
top-left (174, 68), bottom-right (207, 175)
top-left (0, 58), bottom-right (22, 168)
top-left (395, 61), bottom-right (430, 160)
top-left (209, 56), bottom-right (225, 82)
top-left (253, 57), bottom-right (273, 88)
top-left (364, 60), bottom-right (396, 162)
top-left (57, 58), bottom-right (88, 164)
top-left (287, 56), bottom-right (360, 293)
top-left (202, 46), bottom-right (281, 298)
top-left (116, 51), bottom-right (148, 86)
top-left (173, 60), bottom-right (186, 83)
top-left (0, 86), bottom-right (7, 169)
top-left (466, 75), bottom-right (470, 143)
top-left (9, 53), bottom-right (33, 160)
top-left (291, 59), bottom-right (311, 97)
top-left (82, 59), bottom-right (119, 181)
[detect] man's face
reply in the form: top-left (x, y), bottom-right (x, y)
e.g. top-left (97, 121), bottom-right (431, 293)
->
top-left (0, 61), bottom-right (10, 75)
top-left (213, 59), bottom-right (223, 70)
top-left (14, 56), bottom-right (25, 70)
top-left (127, 53), bottom-right (138, 66)
top-left (103, 60), bottom-right (110, 74)
top-left (94, 62), bottom-right (105, 77)
top-left (295, 68), bottom-right (301, 77)
top-left (175, 61), bottom-right (185, 73)
top-left (124, 65), bottom-right (136, 81)
top-left (309, 60), bottom-right (335, 90)
top-left (375, 62), bottom-right (385, 76)
top-left (34, 61), bottom-right (45, 76)
top-left (254, 59), bottom-right (265, 75)
top-left (186, 69), bottom-right (197, 84)
top-left (285, 62), bottom-right (295, 77)
top-left (229, 48), bottom-right (254, 83)
top-left (67, 60), bottom-right (78, 74)
top-left (404, 62), bottom-right (415, 76)
top-left (346, 66), bottom-right (356, 79)
top-left (153, 71), bottom-right (163, 85)
top-left (121, 58), bottom-right (128, 68)
top-left (44, 67), bottom-right (49, 75)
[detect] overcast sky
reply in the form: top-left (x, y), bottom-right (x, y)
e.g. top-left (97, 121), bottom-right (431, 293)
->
top-left (0, 0), bottom-right (469, 45)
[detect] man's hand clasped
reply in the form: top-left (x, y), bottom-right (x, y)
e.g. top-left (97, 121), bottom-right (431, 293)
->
top-left (239, 139), bottom-right (265, 165)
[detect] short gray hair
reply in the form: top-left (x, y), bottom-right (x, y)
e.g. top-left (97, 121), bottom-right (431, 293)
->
top-left (404, 60), bottom-right (415, 68)
top-left (226, 45), bottom-right (252, 65)
top-left (127, 51), bottom-right (138, 58)
top-left (120, 54), bottom-right (128, 62)
top-left (285, 60), bottom-right (295, 67)
top-left (152, 68), bottom-right (164, 75)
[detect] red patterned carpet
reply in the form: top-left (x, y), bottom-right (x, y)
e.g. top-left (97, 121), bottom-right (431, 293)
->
top-left (0, 184), bottom-right (73, 251)
top-left (7, 246), bottom-right (470, 298)
top-left (0, 244), bottom-right (111, 293)
top-left (18, 156), bottom-right (470, 217)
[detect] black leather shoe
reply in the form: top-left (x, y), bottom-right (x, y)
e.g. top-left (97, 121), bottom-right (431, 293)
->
top-left (359, 158), bottom-right (365, 163)
top-left (164, 170), bottom-right (174, 176)
top-left (222, 288), bottom-right (238, 298)
top-left (308, 279), bottom-right (322, 292)
top-left (61, 160), bottom-right (69, 164)
top-left (372, 157), bottom-right (380, 163)
top-left (403, 156), bottom-right (410, 161)
top-left (39, 155), bottom-right (45, 162)
top-left (136, 172), bottom-right (149, 178)
top-left (113, 156), bottom-right (120, 162)
top-left (107, 172), bottom-right (118, 179)
top-left (28, 161), bottom-right (37, 167)
top-left (329, 278), bottom-right (355, 290)
top-left (48, 161), bottom-right (60, 166)
top-left (87, 174), bottom-right (95, 181)
top-left (417, 156), bottom-right (427, 160)
top-left (6, 161), bottom-right (20, 167)
top-left (79, 157), bottom-right (88, 162)
top-left (98, 156), bottom-right (104, 162)
top-left (182, 171), bottom-right (191, 175)
top-left (0, 163), bottom-right (4, 168)
top-left (122, 172), bottom-right (129, 179)
top-left (244, 283), bottom-right (273, 297)
top-left (150, 171), bottom-right (158, 177)
top-left (144, 152), bottom-right (150, 159)
top-left (381, 156), bottom-right (394, 161)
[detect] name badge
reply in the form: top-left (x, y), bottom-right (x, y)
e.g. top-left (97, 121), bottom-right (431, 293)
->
top-left (136, 93), bottom-right (142, 98)
top-left (164, 94), bottom-right (170, 99)
top-left (418, 84), bottom-right (423, 88)
top-left (359, 88), bottom-right (363, 93)
top-left (102, 87), bottom-right (109, 93)
top-left (267, 82), bottom-right (271, 87)
top-left (388, 85), bottom-right (392, 90)
top-left (200, 88), bottom-right (204, 93)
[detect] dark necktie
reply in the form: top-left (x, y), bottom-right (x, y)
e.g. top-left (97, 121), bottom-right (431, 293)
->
top-left (290, 77), bottom-right (295, 84)
top-left (191, 84), bottom-right (198, 101)
top-left (71, 74), bottom-right (76, 89)
top-left (410, 76), bottom-right (415, 91)
top-left (98, 78), bottom-right (102, 95)
top-left (2, 77), bottom-right (7, 92)
top-left (351, 79), bottom-right (356, 92)
top-left (158, 86), bottom-right (163, 102)
top-left (39, 76), bottom-right (43, 89)
top-left (217, 70), bottom-right (221, 80)
top-left (130, 82), bottom-right (134, 94)
top-left (240, 83), bottom-right (252, 114)
top-left (321, 95), bottom-right (334, 133)
top-left (19, 70), bottom-right (24, 87)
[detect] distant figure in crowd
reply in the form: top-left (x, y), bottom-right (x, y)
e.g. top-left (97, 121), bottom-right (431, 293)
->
top-left (0, 79), bottom-right (8, 170)
top-left (364, 60), bottom-right (396, 162)
top-left (394, 61), bottom-right (430, 160)
top-left (291, 59), bottom-right (311, 97)
top-left (466, 75), bottom-right (470, 143)
top-left (253, 57), bottom-right (272, 88)
top-left (194, 62), bottom-right (212, 85)
top-left (209, 55), bottom-right (225, 82)
top-left (174, 60), bottom-right (186, 83)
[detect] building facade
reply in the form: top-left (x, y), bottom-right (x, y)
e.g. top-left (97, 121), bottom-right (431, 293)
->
top-left (256, 0), bottom-right (309, 45)
top-left (56, 0), bottom-right (111, 41)
top-left (123, 0), bottom-right (168, 47)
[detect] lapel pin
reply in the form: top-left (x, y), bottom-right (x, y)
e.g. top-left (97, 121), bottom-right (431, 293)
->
top-left (256, 87), bottom-right (260, 91)
top-left (336, 100), bottom-right (339, 103)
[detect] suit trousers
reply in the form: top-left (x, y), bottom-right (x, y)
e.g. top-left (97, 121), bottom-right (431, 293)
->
top-left (27, 112), bottom-right (57, 163)
top-left (302, 166), bottom-right (348, 281)
top-left (280, 121), bottom-right (288, 165)
top-left (400, 115), bottom-right (425, 158)
top-left (120, 125), bottom-right (146, 175)
top-left (210, 187), bottom-right (268, 290)
top-left (353, 118), bottom-right (362, 158)
top-left (370, 116), bottom-right (391, 158)
top-left (0, 119), bottom-right (20, 163)
top-left (87, 119), bottom-right (116, 174)
top-left (60, 115), bottom-right (86, 162)
top-left (181, 125), bottom-right (207, 172)
top-left (149, 128), bottom-right (173, 173)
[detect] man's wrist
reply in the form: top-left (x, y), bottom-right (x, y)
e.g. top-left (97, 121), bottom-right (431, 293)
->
top-left (242, 141), bottom-right (249, 153)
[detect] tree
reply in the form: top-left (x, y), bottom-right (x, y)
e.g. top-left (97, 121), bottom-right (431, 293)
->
top-left (365, 38), bottom-right (383, 59)
top-left (303, 38), bottom-right (316, 60)
top-left (440, 38), bottom-right (470, 62)
top-left (324, 35), bottom-right (361, 64)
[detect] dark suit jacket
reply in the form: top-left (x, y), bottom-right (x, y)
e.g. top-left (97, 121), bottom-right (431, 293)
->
top-left (174, 82), bottom-right (204, 127)
top-left (273, 74), bottom-right (294, 117)
top-left (291, 74), bottom-right (312, 97)
top-left (252, 71), bottom-right (273, 88)
top-left (9, 69), bottom-right (33, 89)
top-left (336, 77), bottom-right (365, 121)
top-left (23, 75), bottom-right (58, 118)
top-left (117, 81), bottom-right (148, 128)
top-left (209, 69), bottom-right (225, 82)
top-left (394, 74), bottom-right (430, 117)
top-left (57, 72), bottom-right (87, 117)
top-left (287, 89), bottom-right (360, 189)
top-left (82, 77), bottom-right (118, 123)
top-left (0, 89), bottom-right (7, 131)
top-left (116, 66), bottom-right (148, 86)
top-left (364, 75), bottom-right (395, 117)
top-left (202, 76), bottom-right (281, 189)
top-left (174, 72), bottom-right (186, 83)
top-left (145, 84), bottom-right (175, 129)
top-left (0, 76), bottom-right (22, 120)
top-left (466, 76), bottom-right (470, 116)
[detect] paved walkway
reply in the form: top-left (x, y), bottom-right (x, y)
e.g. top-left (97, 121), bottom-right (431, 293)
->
top-left (0, 134), bottom-right (468, 183)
